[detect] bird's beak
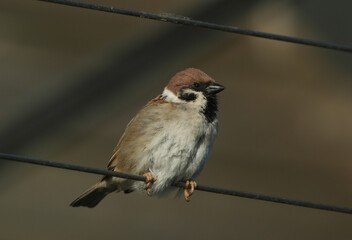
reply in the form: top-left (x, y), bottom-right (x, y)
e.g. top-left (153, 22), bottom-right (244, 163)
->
top-left (206, 83), bottom-right (225, 95)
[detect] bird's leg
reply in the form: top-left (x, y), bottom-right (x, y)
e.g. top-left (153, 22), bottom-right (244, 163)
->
top-left (184, 180), bottom-right (197, 202)
top-left (142, 172), bottom-right (157, 196)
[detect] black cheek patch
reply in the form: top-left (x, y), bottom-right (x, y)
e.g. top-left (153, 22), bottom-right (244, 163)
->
top-left (179, 92), bottom-right (197, 102)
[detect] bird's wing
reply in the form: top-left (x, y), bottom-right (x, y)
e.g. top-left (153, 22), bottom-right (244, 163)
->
top-left (107, 95), bottom-right (169, 173)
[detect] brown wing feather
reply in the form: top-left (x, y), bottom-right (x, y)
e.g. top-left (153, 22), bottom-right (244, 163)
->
top-left (107, 95), bottom-right (169, 172)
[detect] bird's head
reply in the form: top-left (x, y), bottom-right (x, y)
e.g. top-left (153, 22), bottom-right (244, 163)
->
top-left (162, 68), bottom-right (225, 104)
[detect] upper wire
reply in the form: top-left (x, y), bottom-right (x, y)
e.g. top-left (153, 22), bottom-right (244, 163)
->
top-left (1, 152), bottom-right (351, 215)
top-left (38, 0), bottom-right (352, 53)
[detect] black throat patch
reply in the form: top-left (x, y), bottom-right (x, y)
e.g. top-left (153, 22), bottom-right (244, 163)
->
top-left (202, 94), bottom-right (218, 123)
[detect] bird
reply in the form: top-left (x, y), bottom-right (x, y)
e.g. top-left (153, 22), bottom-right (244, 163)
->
top-left (70, 68), bottom-right (225, 208)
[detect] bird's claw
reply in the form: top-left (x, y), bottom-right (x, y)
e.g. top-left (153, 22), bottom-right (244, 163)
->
top-left (184, 180), bottom-right (197, 202)
top-left (143, 172), bottom-right (157, 196)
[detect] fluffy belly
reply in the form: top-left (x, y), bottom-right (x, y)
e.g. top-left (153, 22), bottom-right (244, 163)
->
top-left (131, 137), bottom-right (197, 194)
top-left (131, 120), bottom-right (217, 195)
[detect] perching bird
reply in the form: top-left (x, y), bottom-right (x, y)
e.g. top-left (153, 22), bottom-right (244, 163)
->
top-left (70, 68), bottom-right (225, 208)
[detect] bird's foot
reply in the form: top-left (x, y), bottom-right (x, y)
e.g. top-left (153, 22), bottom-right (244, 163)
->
top-left (184, 180), bottom-right (197, 202)
top-left (143, 172), bottom-right (157, 196)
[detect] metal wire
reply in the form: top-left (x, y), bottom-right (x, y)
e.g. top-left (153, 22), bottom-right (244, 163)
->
top-left (1, 152), bottom-right (351, 215)
top-left (38, 0), bottom-right (352, 53)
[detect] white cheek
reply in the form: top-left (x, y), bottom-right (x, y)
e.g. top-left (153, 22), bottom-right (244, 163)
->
top-left (193, 93), bottom-right (207, 109)
top-left (182, 88), bottom-right (207, 110)
top-left (162, 88), bottom-right (207, 109)
top-left (162, 88), bottom-right (182, 103)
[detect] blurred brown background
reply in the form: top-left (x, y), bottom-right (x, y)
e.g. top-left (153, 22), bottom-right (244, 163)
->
top-left (1, 0), bottom-right (352, 239)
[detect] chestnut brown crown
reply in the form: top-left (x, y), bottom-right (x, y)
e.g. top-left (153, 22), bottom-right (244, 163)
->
top-left (166, 68), bottom-right (216, 95)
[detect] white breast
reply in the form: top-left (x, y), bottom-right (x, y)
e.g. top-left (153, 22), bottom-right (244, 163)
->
top-left (131, 89), bottom-right (218, 195)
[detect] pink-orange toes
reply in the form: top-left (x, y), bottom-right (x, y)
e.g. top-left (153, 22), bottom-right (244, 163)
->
top-left (143, 172), bottom-right (157, 196)
top-left (184, 180), bottom-right (197, 202)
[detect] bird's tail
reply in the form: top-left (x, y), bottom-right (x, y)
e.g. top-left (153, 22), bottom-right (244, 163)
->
top-left (70, 179), bottom-right (117, 208)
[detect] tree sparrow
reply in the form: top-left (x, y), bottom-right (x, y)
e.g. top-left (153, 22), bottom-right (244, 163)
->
top-left (70, 68), bottom-right (225, 208)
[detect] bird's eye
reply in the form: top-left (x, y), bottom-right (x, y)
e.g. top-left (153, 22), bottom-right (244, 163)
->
top-left (193, 82), bottom-right (201, 88)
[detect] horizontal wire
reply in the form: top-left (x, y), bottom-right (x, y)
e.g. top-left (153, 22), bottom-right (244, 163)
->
top-left (38, 0), bottom-right (352, 53)
top-left (1, 152), bottom-right (351, 215)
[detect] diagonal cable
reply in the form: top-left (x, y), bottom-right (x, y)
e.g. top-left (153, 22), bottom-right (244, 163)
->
top-left (39, 0), bottom-right (352, 53)
top-left (1, 152), bottom-right (351, 215)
